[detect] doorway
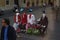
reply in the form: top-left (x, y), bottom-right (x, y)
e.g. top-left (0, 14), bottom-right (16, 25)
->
top-left (14, 0), bottom-right (19, 9)
top-left (48, 0), bottom-right (54, 6)
top-left (36, 0), bottom-right (39, 6)
top-left (14, 0), bottom-right (19, 6)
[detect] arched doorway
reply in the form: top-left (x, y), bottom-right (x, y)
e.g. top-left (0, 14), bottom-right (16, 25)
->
top-left (14, 0), bottom-right (19, 6)
top-left (21, 0), bottom-right (26, 7)
top-left (36, 0), bottom-right (39, 6)
top-left (26, 1), bottom-right (30, 8)
top-left (48, 0), bottom-right (54, 6)
top-left (14, 0), bottom-right (19, 8)
top-left (31, 0), bottom-right (34, 7)
top-left (48, 0), bottom-right (51, 4)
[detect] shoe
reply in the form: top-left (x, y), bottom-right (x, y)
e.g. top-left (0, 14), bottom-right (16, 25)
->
top-left (17, 35), bottom-right (21, 38)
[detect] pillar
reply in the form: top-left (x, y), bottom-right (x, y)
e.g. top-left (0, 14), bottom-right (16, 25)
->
top-left (10, 0), bottom-right (14, 6)
top-left (34, 0), bottom-right (36, 7)
top-left (54, 0), bottom-right (59, 8)
top-left (46, 0), bottom-right (49, 5)
top-left (56, 0), bottom-right (59, 7)
top-left (29, 0), bottom-right (32, 7)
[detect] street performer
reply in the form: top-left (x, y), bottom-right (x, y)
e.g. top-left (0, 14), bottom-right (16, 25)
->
top-left (13, 12), bottom-right (21, 31)
top-left (26, 13), bottom-right (36, 31)
top-left (27, 13), bottom-right (35, 25)
top-left (21, 12), bottom-right (27, 30)
top-left (38, 13), bottom-right (48, 33)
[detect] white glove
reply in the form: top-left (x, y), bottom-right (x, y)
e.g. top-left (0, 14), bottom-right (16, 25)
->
top-left (43, 26), bottom-right (46, 28)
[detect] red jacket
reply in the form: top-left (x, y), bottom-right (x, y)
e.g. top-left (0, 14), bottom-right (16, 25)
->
top-left (21, 14), bottom-right (27, 24)
top-left (14, 15), bottom-right (21, 23)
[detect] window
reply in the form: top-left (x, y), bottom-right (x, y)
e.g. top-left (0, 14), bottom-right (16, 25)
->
top-left (6, 0), bottom-right (9, 5)
top-left (14, 0), bottom-right (19, 5)
top-left (36, 0), bottom-right (39, 5)
top-left (24, 0), bottom-right (26, 3)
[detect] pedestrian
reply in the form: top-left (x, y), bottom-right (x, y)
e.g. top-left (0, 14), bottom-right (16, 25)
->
top-left (1, 18), bottom-right (16, 40)
top-left (26, 13), bottom-right (36, 33)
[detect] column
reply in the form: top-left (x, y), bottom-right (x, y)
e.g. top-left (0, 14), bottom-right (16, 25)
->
top-left (19, 0), bottom-right (21, 7)
top-left (54, 0), bottom-right (59, 7)
top-left (59, 0), bottom-right (60, 7)
top-left (34, 0), bottom-right (36, 6)
top-left (46, 0), bottom-right (49, 5)
top-left (10, 0), bottom-right (14, 6)
top-left (29, 0), bottom-right (32, 7)
top-left (56, 0), bottom-right (59, 7)
top-left (39, 0), bottom-right (42, 6)
top-left (31, 0), bottom-right (35, 7)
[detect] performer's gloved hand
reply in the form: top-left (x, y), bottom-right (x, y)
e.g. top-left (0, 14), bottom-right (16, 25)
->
top-left (43, 26), bottom-right (46, 28)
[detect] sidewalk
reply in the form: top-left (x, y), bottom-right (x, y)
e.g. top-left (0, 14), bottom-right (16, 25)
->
top-left (42, 7), bottom-right (56, 40)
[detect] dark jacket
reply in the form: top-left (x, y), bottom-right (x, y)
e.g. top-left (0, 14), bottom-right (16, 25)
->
top-left (1, 25), bottom-right (16, 40)
top-left (38, 16), bottom-right (48, 27)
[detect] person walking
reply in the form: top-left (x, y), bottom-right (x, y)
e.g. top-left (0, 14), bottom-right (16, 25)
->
top-left (1, 18), bottom-right (16, 40)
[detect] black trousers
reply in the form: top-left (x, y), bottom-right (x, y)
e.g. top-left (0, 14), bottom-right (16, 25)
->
top-left (19, 24), bottom-right (26, 29)
top-left (39, 26), bottom-right (47, 33)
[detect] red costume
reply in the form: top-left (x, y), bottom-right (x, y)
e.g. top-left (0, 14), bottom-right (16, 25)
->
top-left (21, 13), bottom-right (27, 25)
top-left (14, 13), bottom-right (21, 23)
